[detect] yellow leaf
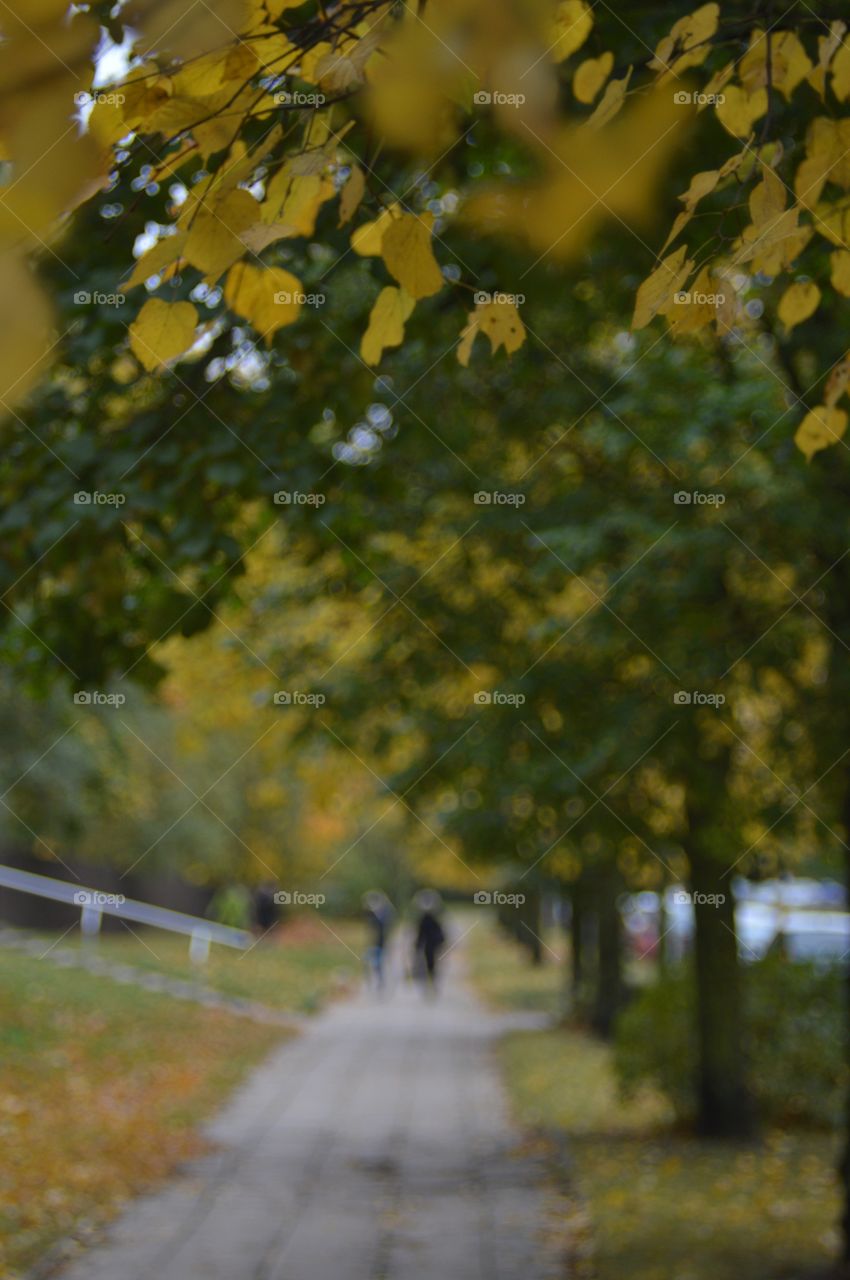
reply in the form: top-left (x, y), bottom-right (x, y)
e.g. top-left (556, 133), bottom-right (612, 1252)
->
top-left (810, 21), bottom-right (846, 97)
top-left (252, 29), bottom-right (295, 72)
top-left (632, 245), bottom-right (693, 330)
top-left (0, 252), bottom-right (53, 417)
top-left (315, 27), bottom-right (382, 92)
top-left (831, 250), bottom-right (850, 297)
top-left (129, 298), bottom-right (198, 371)
top-left (680, 169), bottom-right (719, 211)
top-left (824, 355), bottom-right (850, 407)
top-left (363, 20), bottom-right (462, 156)
top-left (144, 86), bottom-right (231, 143)
top-left (88, 96), bottom-right (130, 157)
top-left (832, 43), bottom-right (850, 102)
top-left (351, 204), bottom-right (401, 257)
top-left (795, 151), bottom-right (832, 211)
top-left (702, 60), bottom-right (735, 104)
top-left (749, 170), bottom-right (786, 226)
top-left (778, 280), bottom-right (821, 331)
top-left (360, 286), bottom-right (415, 365)
top-left (124, 0), bottom-right (244, 57)
top-left (740, 30), bottom-right (811, 100)
top-left (718, 152), bottom-right (744, 178)
top-left (715, 85), bottom-right (767, 138)
top-left (795, 405), bottom-right (848, 460)
top-left (184, 188), bottom-right (260, 280)
top-left (751, 218), bottom-right (811, 276)
top-left (584, 68), bottom-right (631, 129)
top-left (262, 169), bottom-right (336, 235)
top-left (666, 265), bottom-right (723, 337)
top-left (548, 1), bottom-right (593, 63)
top-left (238, 223), bottom-right (291, 254)
top-left (650, 4), bottom-right (719, 76)
top-left (734, 201), bottom-right (810, 275)
top-left (338, 165), bottom-right (367, 227)
top-left (170, 51), bottom-right (238, 98)
top-left (773, 31), bottom-right (813, 98)
top-left (223, 262), bottom-right (302, 342)
top-left (813, 201), bottom-right (850, 248)
top-left (380, 213), bottom-right (444, 300)
top-left (457, 300), bottom-right (526, 366)
top-left (573, 52), bottom-right (614, 104)
top-left (660, 209), bottom-right (693, 253)
top-left (0, 76), bottom-right (104, 244)
top-left (123, 232), bottom-right (188, 289)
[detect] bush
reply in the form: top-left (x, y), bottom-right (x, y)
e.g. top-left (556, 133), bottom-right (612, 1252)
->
top-left (613, 956), bottom-right (846, 1128)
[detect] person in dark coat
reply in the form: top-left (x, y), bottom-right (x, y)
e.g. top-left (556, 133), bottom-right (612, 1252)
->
top-left (413, 890), bottom-right (446, 990)
top-left (362, 890), bottom-right (393, 987)
top-left (253, 881), bottom-right (279, 935)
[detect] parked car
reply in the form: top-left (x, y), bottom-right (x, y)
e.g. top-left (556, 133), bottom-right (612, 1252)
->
top-left (766, 911), bottom-right (850, 967)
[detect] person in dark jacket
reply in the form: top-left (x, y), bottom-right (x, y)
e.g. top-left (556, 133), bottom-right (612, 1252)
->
top-left (362, 890), bottom-right (393, 987)
top-left (253, 881), bottom-right (279, 936)
top-left (413, 890), bottom-right (446, 990)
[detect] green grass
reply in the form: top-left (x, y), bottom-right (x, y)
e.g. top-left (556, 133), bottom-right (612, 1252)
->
top-left (51, 912), bottom-right (366, 1013)
top-left (467, 920), bottom-right (841, 1280)
top-left (464, 911), bottom-right (567, 1017)
top-left (0, 947), bottom-right (285, 1279)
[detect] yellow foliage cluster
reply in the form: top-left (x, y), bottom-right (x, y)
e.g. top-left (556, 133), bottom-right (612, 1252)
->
top-left (4, 1), bottom-right (850, 459)
top-left (631, 12), bottom-right (850, 460)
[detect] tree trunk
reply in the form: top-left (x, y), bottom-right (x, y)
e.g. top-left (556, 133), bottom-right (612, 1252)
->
top-left (570, 880), bottom-right (584, 999)
top-left (838, 784), bottom-right (850, 1270)
top-left (657, 884), bottom-right (668, 974)
top-left (521, 886), bottom-right (543, 964)
top-left (688, 831), bottom-right (754, 1138)
top-left (590, 867), bottom-right (624, 1038)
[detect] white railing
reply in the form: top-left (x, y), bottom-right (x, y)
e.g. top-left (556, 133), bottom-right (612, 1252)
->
top-left (0, 864), bottom-right (252, 961)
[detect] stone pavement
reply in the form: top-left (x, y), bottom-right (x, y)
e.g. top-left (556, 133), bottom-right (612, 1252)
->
top-left (53, 942), bottom-right (570, 1280)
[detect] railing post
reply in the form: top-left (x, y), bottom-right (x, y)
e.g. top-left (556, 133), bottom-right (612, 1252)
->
top-left (189, 926), bottom-right (211, 965)
top-left (80, 904), bottom-right (102, 938)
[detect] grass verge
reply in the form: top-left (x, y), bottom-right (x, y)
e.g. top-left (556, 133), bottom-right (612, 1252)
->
top-left (0, 947), bottom-right (284, 1278)
top-left (468, 917), bottom-right (841, 1280)
top-left (45, 912), bottom-right (366, 1013)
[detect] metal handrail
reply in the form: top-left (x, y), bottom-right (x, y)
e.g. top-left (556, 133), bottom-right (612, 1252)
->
top-left (0, 864), bottom-right (252, 958)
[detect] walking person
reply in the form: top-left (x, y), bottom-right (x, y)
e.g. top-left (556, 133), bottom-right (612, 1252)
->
top-left (362, 890), bottom-right (393, 988)
top-left (412, 889), bottom-right (446, 994)
top-left (253, 880), bottom-right (279, 938)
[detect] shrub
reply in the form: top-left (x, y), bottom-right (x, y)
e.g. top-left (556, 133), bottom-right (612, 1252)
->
top-left (613, 956), bottom-right (846, 1128)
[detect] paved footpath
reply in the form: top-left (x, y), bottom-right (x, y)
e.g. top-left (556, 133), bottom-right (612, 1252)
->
top-left (54, 944), bottom-right (571, 1280)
